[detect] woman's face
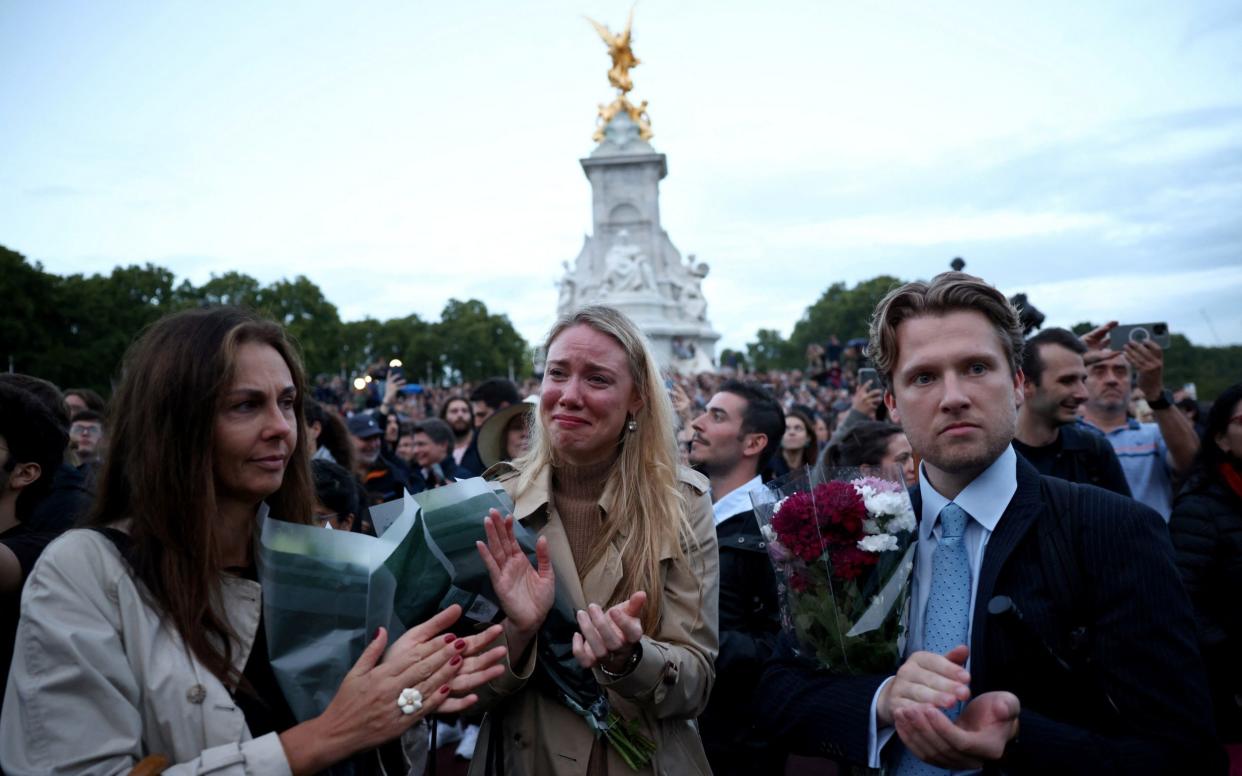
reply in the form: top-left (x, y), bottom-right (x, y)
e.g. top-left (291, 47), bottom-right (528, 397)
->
top-left (540, 324), bottom-right (640, 466)
top-left (395, 434), bottom-right (417, 464)
top-left (783, 416), bottom-right (809, 451)
top-left (813, 415), bottom-right (831, 444)
top-left (505, 412), bottom-right (531, 460)
top-left (313, 501), bottom-right (355, 531)
top-left (879, 432), bottom-right (917, 488)
top-left (1215, 398), bottom-right (1242, 463)
top-left (385, 414), bottom-right (400, 444)
top-left (214, 342), bottom-right (297, 509)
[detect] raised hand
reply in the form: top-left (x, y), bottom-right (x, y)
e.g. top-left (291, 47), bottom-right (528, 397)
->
top-left (476, 510), bottom-right (555, 637)
top-left (572, 591), bottom-right (647, 673)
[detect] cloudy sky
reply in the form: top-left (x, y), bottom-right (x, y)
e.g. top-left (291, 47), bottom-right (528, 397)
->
top-left (2, 1), bottom-right (1240, 352)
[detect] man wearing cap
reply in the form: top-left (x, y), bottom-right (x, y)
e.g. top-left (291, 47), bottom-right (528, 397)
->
top-left (347, 412), bottom-right (410, 507)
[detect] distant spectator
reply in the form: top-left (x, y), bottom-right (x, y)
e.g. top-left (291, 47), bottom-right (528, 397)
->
top-left (0, 374), bottom-right (87, 534)
top-left (439, 397), bottom-right (476, 471)
top-left (812, 413), bottom-right (831, 447)
top-left (394, 422), bottom-right (418, 469)
top-left (823, 419), bottom-right (917, 488)
top-left (310, 459), bottom-right (362, 532)
top-left (409, 418), bottom-right (457, 492)
top-left (0, 381), bottom-right (70, 704)
top-left (459, 379), bottom-right (519, 475)
top-left (63, 387), bottom-right (105, 415)
top-left (347, 412), bottom-right (409, 506)
top-left (771, 407), bottom-right (817, 478)
top-left (304, 399), bottom-right (355, 473)
top-left (476, 397), bottom-right (536, 471)
top-left (69, 409), bottom-right (106, 466)
top-left (827, 377), bottom-right (884, 448)
top-left (1169, 382), bottom-right (1242, 759)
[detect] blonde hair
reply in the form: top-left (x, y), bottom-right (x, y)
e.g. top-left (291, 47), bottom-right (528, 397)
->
top-left (868, 271), bottom-right (1024, 386)
top-left (513, 305), bottom-right (691, 634)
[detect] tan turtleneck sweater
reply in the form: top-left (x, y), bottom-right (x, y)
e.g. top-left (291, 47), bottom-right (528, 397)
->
top-left (550, 456), bottom-right (614, 574)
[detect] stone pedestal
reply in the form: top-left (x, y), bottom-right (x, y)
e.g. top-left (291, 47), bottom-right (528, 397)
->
top-left (556, 113), bottom-right (720, 373)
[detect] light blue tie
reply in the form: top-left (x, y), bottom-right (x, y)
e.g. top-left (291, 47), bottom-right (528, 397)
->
top-left (893, 502), bottom-right (973, 776)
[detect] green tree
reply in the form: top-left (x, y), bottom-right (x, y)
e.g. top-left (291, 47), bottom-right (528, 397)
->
top-left (0, 246), bottom-right (60, 382)
top-left (787, 275), bottom-right (904, 357)
top-left (746, 328), bottom-right (796, 372)
top-left (435, 299), bottom-right (529, 382)
top-left (259, 276), bottom-right (344, 377)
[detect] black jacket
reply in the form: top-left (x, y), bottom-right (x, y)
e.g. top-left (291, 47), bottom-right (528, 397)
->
top-left (1169, 473), bottom-right (1242, 741)
top-left (698, 508), bottom-right (785, 775)
top-left (757, 456), bottom-right (1225, 774)
top-left (1012, 423), bottom-right (1131, 497)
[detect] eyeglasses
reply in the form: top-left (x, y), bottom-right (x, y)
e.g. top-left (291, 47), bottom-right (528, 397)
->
top-left (70, 425), bottom-right (103, 437)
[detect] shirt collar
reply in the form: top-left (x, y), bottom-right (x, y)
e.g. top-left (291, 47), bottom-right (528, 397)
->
top-left (712, 475), bottom-right (766, 525)
top-left (918, 445), bottom-right (1018, 537)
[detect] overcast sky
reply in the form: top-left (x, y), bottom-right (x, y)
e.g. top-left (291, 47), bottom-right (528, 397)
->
top-left (3, 1), bottom-right (1240, 353)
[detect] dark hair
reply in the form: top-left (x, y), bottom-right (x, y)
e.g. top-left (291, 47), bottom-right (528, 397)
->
top-left (0, 374), bottom-right (69, 432)
top-left (415, 417), bottom-right (455, 448)
top-left (0, 382), bottom-right (69, 520)
top-left (1195, 382), bottom-right (1242, 477)
top-left (1176, 397), bottom-right (1200, 421)
top-left (305, 399), bottom-right (355, 473)
top-left (311, 458), bottom-right (361, 530)
top-left (86, 306), bottom-right (316, 691)
top-left (783, 408), bottom-right (818, 469)
top-left (869, 272), bottom-right (1024, 386)
top-left (469, 379), bottom-right (520, 411)
top-left (824, 420), bottom-right (905, 468)
top-left (65, 387), bottom-right (106, 413)
top-left (70, 409), bottom-right (106, 426)
top-left (1022, 327), bottom-right (1087, 386)
top-left (439, 396), bottom-right (472, 419)
top-left (718, 379), bottom-right (786, 470)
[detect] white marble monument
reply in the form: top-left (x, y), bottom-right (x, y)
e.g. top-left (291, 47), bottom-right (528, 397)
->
top-left (556, 14), bottom-right (720, 373)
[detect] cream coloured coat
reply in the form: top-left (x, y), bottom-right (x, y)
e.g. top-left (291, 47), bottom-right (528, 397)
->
top-left (468, 463), bottom-right (720, 776)
top-left (0, 528), bottom-right (292, 775)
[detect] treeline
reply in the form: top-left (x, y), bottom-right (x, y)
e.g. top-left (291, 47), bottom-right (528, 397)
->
top-left (2, 245), bottom-right (530, 396)
top-left (735, 274), bottom-right (1242, 401)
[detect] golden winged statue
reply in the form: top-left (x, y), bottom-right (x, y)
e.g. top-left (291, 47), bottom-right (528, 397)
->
top-left (586, 8), bottom-right (653, 142)
top-left (586, 8), bottom-right (639, 94)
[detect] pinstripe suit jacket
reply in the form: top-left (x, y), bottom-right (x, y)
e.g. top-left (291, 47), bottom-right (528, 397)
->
top-left (757, 456), bottom-right (1226, 774)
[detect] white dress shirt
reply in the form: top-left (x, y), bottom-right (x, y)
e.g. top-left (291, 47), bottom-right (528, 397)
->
top-left (867, 445), bottom-right (1019, 770)
top-left (711, 474), bottom-right (767, 525)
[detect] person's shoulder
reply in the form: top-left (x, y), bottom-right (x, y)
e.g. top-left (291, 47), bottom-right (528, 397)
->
top-left (676, 465), bottom-right (710, 497)
top-left (1043, 475), bottom-right (1164, 528)
top-left (27, 527), bottom-right (130, 593)
top-left (483, 460), bottom-right (521, 484)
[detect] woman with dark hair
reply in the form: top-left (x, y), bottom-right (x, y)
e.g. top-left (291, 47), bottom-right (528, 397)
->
top-left (470, 305), bottom-right (718, 775)
top-left (305, 398), bottom-right (355, 473)
top-left (822, 419), bottom-right (917, 488)
top-left (1, 307), bottom-right (505, 775)
top-left (311, 458), bottom-right (363, 532)
top-left (1169, 382), bottom-right (1242, 758)
top-left (777, 408), bottom-right (818, 475)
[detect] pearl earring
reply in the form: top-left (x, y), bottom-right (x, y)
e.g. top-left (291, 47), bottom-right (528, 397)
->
top-left (626, 418), bottom-right (638, 433)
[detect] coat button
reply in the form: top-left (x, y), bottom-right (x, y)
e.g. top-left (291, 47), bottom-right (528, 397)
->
top-left (737, 537), bottom-right (745, 544)
top-left (187, 684), bottom-right (207, 704)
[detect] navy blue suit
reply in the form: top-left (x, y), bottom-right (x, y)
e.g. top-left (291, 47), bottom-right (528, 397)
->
top-left (757, 456), bottom-right (1225, 774)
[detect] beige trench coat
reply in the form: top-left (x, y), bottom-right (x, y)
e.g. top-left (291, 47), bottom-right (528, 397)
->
top-left (468, 463), bottom-right (721, 776)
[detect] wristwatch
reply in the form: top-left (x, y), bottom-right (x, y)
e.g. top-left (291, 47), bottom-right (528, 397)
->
top-left (599, 642), bottom-right (643, 679)
top-left (1148, 389), bottom-right (1173, 411)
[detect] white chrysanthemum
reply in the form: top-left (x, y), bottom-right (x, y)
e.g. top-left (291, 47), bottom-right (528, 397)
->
top-left (857, 534), bottom-right (900, 553)
top-left (862, 489), bottom-right (910, 518)
top-left (862, 518), bottom-right (882, 535)
top-left (887, 510), bottom-right (917, 534)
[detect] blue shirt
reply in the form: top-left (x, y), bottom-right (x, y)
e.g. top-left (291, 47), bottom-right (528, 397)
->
top-left (1078, 418), bottom-right (1172, 520)
top-left (868, 445), bottom-right (1019, 770)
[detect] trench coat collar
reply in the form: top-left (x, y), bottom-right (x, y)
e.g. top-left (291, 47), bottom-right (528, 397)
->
top-left (508, 463), bottom-right (628, 610)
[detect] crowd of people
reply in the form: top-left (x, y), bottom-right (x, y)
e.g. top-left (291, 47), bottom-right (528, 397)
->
top-left (0, 270), bottom-right (1238, 775)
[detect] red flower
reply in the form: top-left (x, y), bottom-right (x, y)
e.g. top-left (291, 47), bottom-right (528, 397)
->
top-left (771, 492), bottom-right (826, 563)
top-left (829, 546), bottom-right (880, 581)
top-left (813, 481), bottom-right (868, 540)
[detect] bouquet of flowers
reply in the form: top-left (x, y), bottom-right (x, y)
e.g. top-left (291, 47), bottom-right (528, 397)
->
top-left (751, 465), bottom-right (917, 673)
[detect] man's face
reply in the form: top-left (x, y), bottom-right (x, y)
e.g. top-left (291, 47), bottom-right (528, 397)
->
top-left (412, 432), bottom-right (449, 468)
top-left (353, 433), bottom-right (382, 467)
top-left (70, 420), bottom-right (105, 462)
top-left (886, 311), bottom-right (1023, 488)
top-left (689, 392), bottom-right (755, 477)
top-left (1023, 343), bottom-right (1089, 427)
top-left (472, 400), bottom-right (501, 429)
top-left (444, 400), bottom-right (473, 435)
top-left (1085, 354), bottom-right (1131, 415)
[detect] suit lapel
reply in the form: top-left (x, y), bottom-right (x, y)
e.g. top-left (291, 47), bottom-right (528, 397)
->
top-left (970, 459), bottom-right (1043, 688)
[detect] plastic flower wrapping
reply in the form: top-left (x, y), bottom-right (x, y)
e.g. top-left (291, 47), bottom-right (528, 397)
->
top-left (751, 465), bottom-right (917, 673)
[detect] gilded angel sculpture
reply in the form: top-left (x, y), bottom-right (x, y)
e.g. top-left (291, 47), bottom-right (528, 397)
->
top-left (587, 8), bottom-right (640, 94)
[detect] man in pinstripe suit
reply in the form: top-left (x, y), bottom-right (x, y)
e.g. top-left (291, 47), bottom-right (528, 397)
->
top-left (758, 273), bottom-right (1224, 774)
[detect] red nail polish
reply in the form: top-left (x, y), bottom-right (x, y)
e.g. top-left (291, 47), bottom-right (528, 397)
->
top-left (454, 639), bottom-right (467, 651)
top-left (439, 685), bottom-right (451, 695)
top-left (451, 655), bottom-right (462, 666)
top-left (444, 633), bottom-right (457, 644)
top-left (373, 627), bottom-right (382, 640)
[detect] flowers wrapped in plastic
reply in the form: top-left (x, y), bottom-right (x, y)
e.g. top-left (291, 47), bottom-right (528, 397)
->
top-left (258, 477), bottom-right (656, 769)
top-left (751, 465), bottom-right (917, 673)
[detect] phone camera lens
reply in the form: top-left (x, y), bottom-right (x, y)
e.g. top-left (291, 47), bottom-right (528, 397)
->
top-left (1131, 328), bottom-right (1149, 343)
